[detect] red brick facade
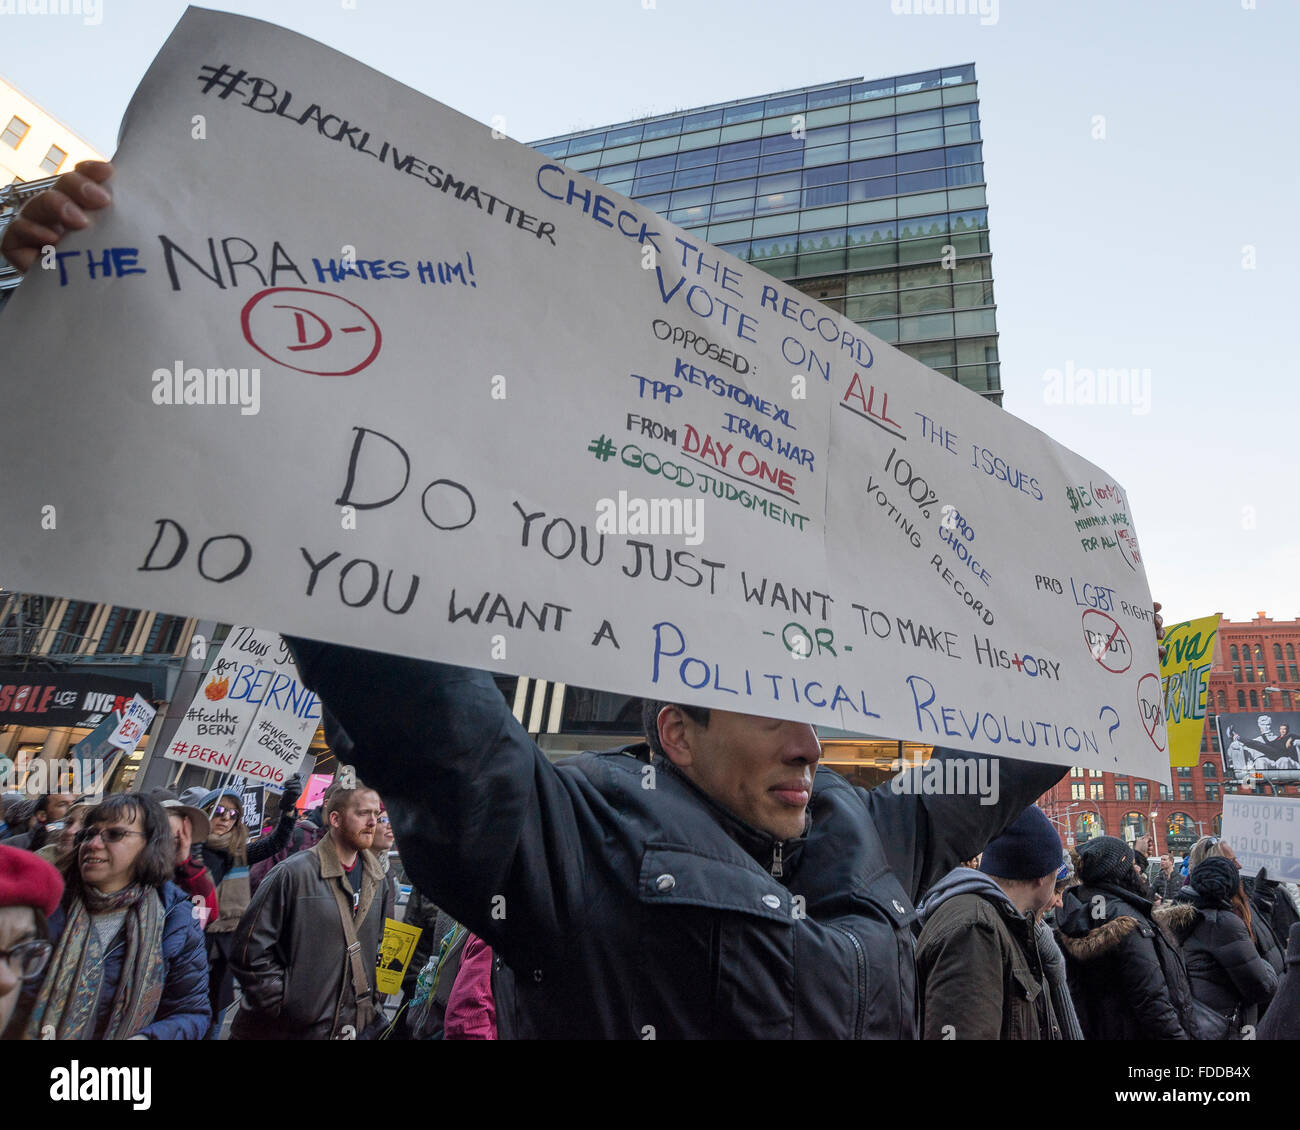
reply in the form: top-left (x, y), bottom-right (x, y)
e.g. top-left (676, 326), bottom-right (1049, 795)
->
top-left (1038, 611), bottom-right (1300, 860)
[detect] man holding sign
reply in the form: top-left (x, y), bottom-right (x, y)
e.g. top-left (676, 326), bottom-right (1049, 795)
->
top-left (4, 158), bottom-right (1169, 1040)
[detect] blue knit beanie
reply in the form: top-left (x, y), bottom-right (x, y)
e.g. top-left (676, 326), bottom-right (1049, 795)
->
top-left (979, 806), bottom-right (1063, 881)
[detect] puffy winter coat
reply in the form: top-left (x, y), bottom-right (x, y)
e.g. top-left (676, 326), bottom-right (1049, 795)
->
top-left (1056, 883), bottom-right (1194, 1040)
top-left (1258, 923), bottom-right (1300, 1040)
top-left (286, 637), bottom-right (1066, 1040)
top-left (1155, 900), bottom-right (1278, 1029)
top-left (45, 881), bottom-right (211, 1040)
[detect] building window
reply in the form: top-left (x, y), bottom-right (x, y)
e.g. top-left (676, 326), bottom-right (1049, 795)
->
top-left (38, 144), bottom-right (66, 175)
top-left (1115, 782), bottom-right (1130, 800)
top-left (1206, 783), bottom-right (1220, 802)
top-left (144, 614), bottom-right (188, 654)
top-left (1159, 784), bottom-right (1172, 801)
top-left (1, 116), bottom-right (29, 148)
top-left (1089, 769), bottom-right (1103, 778)
top-left (1231, 645), bottom-right (1239, 661)
top-left (1217, 690), bottom-right (1227, 711)
top-left (1175, 766), bottom-right (1191, 777)
top-left (1246, 666), bottom-right (1255, 682)
top-left (1070, 766), bottom-right (1084, 778)
top-left (1179, 783), bottom-right (1194, 801)
top-left (1233, 666), bottom-right (1241, 681)
top-left (1134, 783), bottom-right (1149, 801)
top-left (1090, 783), bottom-right (1104, 800)
top-left (1250, 690), bottom-right (1259, 708)
top-left (1167, 812), bottom-right (1198, 855)
top-left (1070, 783), bottom-right (1085, 800)
top-left (1120, 812), bottom-right (1148, 843)
top-left (52, 600), bottom-right (96, 653)
top-left (1238, 690), bottom-right (1246, 707)
top-left (97, 607), bottom-right (140, 654)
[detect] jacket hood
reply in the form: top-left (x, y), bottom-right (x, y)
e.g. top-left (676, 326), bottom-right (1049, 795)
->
top-left (1153, 902), bottom-right (1200, 943)
top-left (1056, 911), bottom-right (1142, 962)
top-left (917, 866), bottom-right (1019, 925)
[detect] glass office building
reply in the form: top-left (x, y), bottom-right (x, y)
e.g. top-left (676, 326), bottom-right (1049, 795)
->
top-left (530, 63), bottom-right (1000, 404)
top-left (523, 66), bottom-right (995, 779)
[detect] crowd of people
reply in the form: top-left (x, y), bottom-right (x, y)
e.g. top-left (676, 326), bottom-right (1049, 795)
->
top-left (0, 165), bottom-right (1298, 1042)
top-left (6, 760), bottom-right (1295, 1042)
top-left (915, 811), bottom-right (1300, 1040)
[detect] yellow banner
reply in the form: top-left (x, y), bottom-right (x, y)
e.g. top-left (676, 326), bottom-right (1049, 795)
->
top-left (1161, 615), bottom-right (1221, 767)
top-left (375, 917), bottom-right (423, 996)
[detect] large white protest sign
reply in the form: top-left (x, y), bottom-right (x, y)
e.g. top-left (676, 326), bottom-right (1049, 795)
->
top-left (1221, 795), bottom-right (1300, 882)
top-left (0, 8), bottom-right (1166, 777)
top-left (161, 626), bottom-right (319, 787)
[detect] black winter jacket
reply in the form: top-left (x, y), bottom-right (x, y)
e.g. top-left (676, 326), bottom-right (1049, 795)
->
top-left (1056, 883), bottom-right (1194, 1040)
top-left (1155, 901), bottom-right (1278, 1028)
top-left (1258, 923), bottom-right (1300, 1040)
top-left (286, 637), bottom-right (1066, 1040)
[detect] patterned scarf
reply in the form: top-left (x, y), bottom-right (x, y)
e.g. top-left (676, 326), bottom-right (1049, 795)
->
top-left (24, 883), bottom-right (167, 1040)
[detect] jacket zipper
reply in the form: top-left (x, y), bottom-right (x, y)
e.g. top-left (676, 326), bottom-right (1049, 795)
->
top-left (833, 925), bottom-right (867, 1039)
top-left (770, 841), bottom-right (784, 878)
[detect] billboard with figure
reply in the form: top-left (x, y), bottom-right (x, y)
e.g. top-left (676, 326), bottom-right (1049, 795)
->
top-left (1216, 710), bottom-right (1300, 785)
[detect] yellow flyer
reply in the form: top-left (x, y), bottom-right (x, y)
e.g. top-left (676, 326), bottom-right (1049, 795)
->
top-left (375, 917), bottom-right (423, 995)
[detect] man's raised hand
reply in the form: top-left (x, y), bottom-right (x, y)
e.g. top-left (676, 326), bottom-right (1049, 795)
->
top-left (1, 159), bottom-right (114, 273)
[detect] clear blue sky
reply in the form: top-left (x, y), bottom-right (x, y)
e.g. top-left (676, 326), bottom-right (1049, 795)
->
top-left (6, 0), bottom-right (1297, 626)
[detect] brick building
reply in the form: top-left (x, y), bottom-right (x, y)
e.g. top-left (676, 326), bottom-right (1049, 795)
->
top-left (1040, 611), bottom-right (1300, 860)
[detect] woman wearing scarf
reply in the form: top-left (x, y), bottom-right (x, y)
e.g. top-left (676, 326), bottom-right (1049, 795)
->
top-left (21, 793), bottom-right (210, 1040)
top-left (198, 777), bottom-right (301, 1038)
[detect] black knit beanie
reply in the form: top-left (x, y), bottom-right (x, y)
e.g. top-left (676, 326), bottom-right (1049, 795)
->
top-left (1077, 836), bottom-right (1136, 886)
top-left (979, 806), bottom-right (1063, 880)
top-left (1190, 856), bottom-right (1241, 906)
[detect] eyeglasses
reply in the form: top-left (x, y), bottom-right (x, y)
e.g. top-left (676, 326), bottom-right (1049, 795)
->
top-left (212, 807), bottom-right (239, 820)
top-left (76, 825), bottom-right (146, 846)
top-left (0, 939), bottom-right (53, 981)
top-left (377, 815), bottom-right (391, 825)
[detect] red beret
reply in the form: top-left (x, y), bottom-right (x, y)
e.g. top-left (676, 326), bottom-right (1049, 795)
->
top-left (0, 844), bottom-right (63, 917)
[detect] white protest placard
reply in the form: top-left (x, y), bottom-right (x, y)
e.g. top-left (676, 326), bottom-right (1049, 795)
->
top-left (1221, 795), bottom-right (1300, 882)
top-left (161, 625), bottom-right (320, 787)
top-left (0, 8), bottom-right (1167, 778)
top-left (107, 693), bottom-right (157, 752)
